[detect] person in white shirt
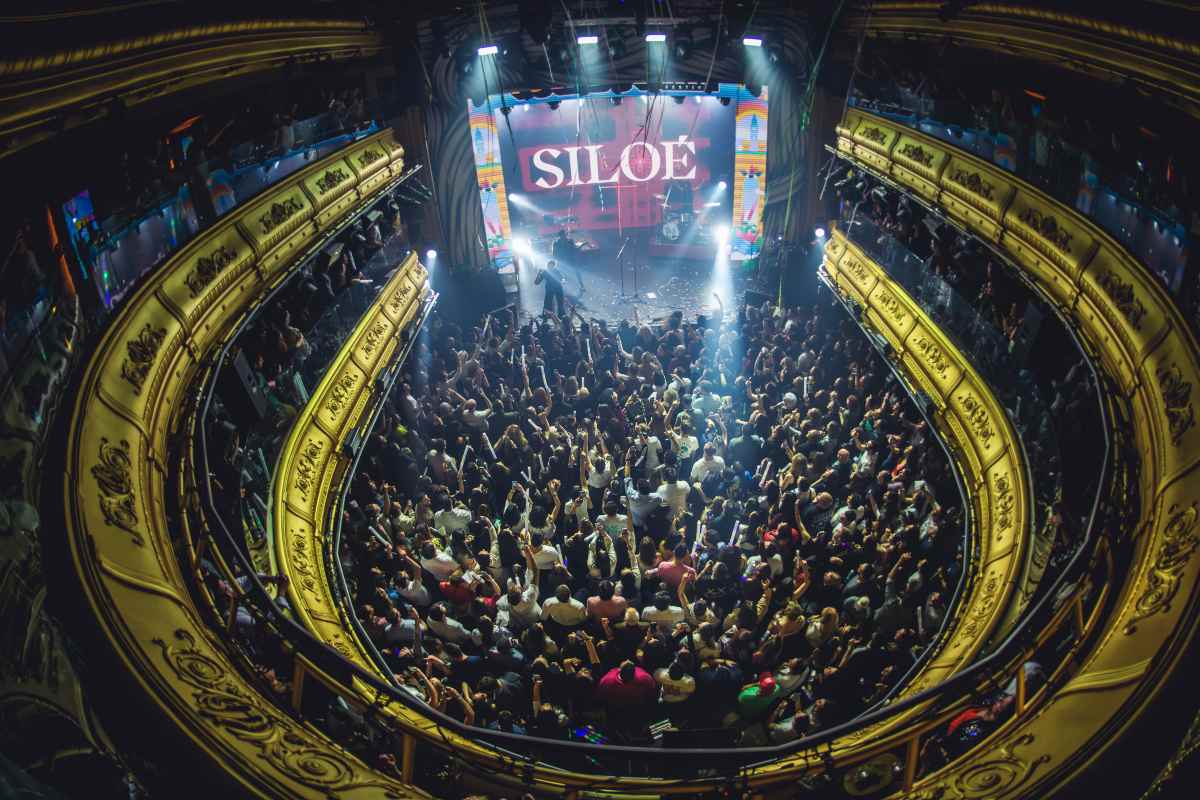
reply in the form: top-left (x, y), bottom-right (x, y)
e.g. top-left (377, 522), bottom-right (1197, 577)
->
top-left (460, 396), bottom-right (492, 430)
top-left (496, 545), bottom-right (542, 631)
top-left (496, 582), bottom-right (541, 631)
top-left (655, 661), bottom-right (696, 704)
top-left (397, 555), bottom-right (431, 608)
top-left (399, 382), bottom-right (421, 427)
top-left (528, 532), bottom-right (562, 571)
top-left (426, 603), bottom-right (481, 645)
top-left (586, 530), bottom-right (618, 579)
top-left (565, 491), bottom-right (590, 528)
top-left (598, 501), bottom-right (629, 541)
top-left (642, 591), bottom-right (686, 627)
top-left (433, 499), bottom-right (473, 535)
top-left (642, 433), bottom-right (663, 476)
top-left (419, 542), bottom-right (459, 581)
top-left (690, 442), bottom-right (726, 483)
top-left (655, 470), bottom-right (691, 519)
top-left (542, 584), bottom-right (588, 628)
top-left (586, 450), bottom-right (615, 491)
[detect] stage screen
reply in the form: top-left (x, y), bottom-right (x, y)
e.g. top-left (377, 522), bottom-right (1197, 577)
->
top-left (468, 84), bottom-right (767, 268)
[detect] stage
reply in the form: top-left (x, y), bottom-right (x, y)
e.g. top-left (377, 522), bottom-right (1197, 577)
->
top-left (514, 251), bottom-right (760, 325)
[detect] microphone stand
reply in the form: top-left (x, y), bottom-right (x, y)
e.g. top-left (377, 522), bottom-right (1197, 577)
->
top-left (616, 235), bottom-right (642, 303)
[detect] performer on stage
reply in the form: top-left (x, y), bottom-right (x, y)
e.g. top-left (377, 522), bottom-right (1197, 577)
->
top-left (552, 229), bottom-right (588, 296)
top-left (535, 258), bottom-right (566, 316)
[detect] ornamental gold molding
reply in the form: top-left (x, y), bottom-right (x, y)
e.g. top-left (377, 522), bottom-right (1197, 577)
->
top-left (119, 322), bottom-right (167, 395)
top-left (152, 628), bottom-right (410, 795)
top-left (1124, 502), bottom-right (1199, 634)
top-left (91, 436), bottom-right (141, 545)
top-left (274, 252), bottom-right (428, 688)
top-left (834, 108), bottom-right (1200, 800)
top-left (899, 143), bottom-right (935, 168)
top-left (63, 130), bottom-right (423, 799)
top-left (1154, 363), bottom-right (1196, 448)
top-left (184, 244), bottom-right (237, 299)
top-left (315, 168), bottom-right (351, 195)
top-left (824, 229), bottom-right (1030, 710)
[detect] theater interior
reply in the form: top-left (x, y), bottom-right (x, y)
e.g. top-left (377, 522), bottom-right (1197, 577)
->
top-left (1, 2), bottom-right (1199, 799)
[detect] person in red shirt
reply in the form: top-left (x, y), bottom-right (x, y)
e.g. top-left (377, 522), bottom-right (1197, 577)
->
top-left (439, 574), bottom-right (475, 609)
top-left (597, 660), bottom-right (658, 734)
top-left (648, 543), bottom-right (696, 592)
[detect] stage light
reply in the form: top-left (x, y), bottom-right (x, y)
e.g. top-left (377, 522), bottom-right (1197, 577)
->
top-left (477, 44), bottom-right (498, 56)
top-left (716, 225), bottom-right (731, 244)
top-left (513, 236), bottom-right (531, 254)
top-left (645, 33), bottom-right (666, 43)
top-left (610, 95), bottom-right (622, 106)
top-left (577, 34), bottom-right (598, 45)
top-left (815, 227), bottom-right (827, 239)
top-left (548, 100), bottom-right (560, 110)
top-left (718, 180), bottom-right (727, 190)
top-left (426, 249), bottom-right (437, 260)
top-left (743, 36), bottom-right (763, 47)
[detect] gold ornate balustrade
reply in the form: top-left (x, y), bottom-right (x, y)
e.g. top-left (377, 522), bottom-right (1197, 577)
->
top-left (61, 129), bottom-right (428, 799)
top-left (0, 19), bottom-right (386, 159)
top-left (831, 106), bottom-right (1200, 798)
top-left (273, 251), bottom-right (430, 667)
top-left (823, 227), bottom-right (1032, 675)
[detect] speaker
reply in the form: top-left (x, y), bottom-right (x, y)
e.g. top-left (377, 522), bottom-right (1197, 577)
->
top-left (661, 727), bottom-right (739, 748)
top-left (216, 350), bottom-right (269, 424)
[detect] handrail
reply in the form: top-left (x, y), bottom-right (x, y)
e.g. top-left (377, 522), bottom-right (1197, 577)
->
top-left (831, 108), bottom-right (1200, 797)
top-left (326, 296), bottom-right (437, 684)
top-left (60, 128), bottom-right (419, 799)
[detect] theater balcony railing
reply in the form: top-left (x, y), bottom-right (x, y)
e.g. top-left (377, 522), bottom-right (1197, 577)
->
top-left (826, 106), bottom-right (1200, 797)
top-left (827, 212), bottom-right (1106, 638)
top-left (56, 127), bottom-right (433, 798)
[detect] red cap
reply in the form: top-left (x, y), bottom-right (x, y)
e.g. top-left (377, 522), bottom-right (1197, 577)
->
top-left (758, 673), bottom-right (777, 694)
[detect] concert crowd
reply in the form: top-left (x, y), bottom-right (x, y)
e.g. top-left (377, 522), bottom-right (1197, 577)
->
top-left (334, 290), bottom-right (967, 749)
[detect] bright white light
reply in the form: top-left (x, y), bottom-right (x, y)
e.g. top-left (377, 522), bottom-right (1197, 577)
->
top-left (716, 225), bottom-right (730, 244)
top-left (717, 180), bottom-right (727, 190)
top-left (577, 35), bottom-right (599, 45)
top-left (477, 44), bottom-right (498, 56)
top-left (743, 36), bottom-right (763, 47)
top-left (694, 96), bottom-right (703, 104)
top-left (425, 249), bottom-right (437, 260)
top-left (513, 236), bottom-right (531, 254)
top-left (815, 227), bottom-right (827, 239)
top-left (645, 33), bottom-right (666, 43)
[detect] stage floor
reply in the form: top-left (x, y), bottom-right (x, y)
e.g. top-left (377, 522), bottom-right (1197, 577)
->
top-left (515, 255), bottom-right (760, 325)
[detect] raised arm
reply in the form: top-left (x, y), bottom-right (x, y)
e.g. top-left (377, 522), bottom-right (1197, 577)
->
top-left (547, 479), bottom-right (563, 524)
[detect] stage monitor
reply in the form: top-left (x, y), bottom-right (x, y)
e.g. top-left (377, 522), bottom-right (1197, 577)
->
top-left (468, 84), bottom-right (767, 268)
